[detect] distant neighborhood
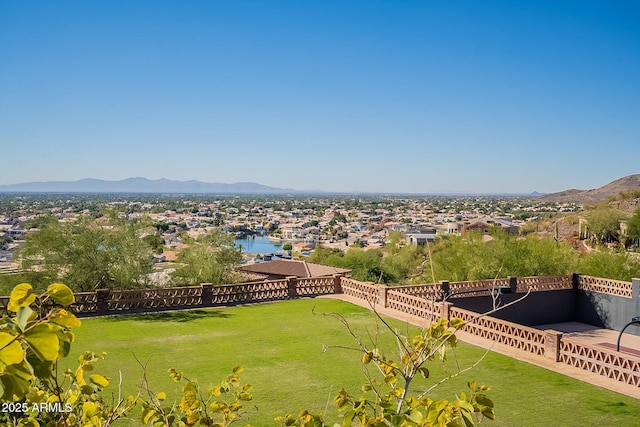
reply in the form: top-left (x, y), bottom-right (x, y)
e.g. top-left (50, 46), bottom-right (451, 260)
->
top-left (0, 193), bottom-right (581, 280)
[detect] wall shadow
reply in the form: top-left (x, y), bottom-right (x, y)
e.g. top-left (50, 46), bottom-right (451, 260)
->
top-left (453, 290), bottom-right (576, 326)
top-left (100, 308), bottom-right (232, 323)
top-left (578, 291), bottom-right (610, 328)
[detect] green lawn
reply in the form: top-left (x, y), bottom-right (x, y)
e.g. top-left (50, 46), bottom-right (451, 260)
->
top-left (67, 298), bottom-right (640, 426)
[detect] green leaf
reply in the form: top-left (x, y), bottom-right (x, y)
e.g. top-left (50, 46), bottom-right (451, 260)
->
top-left (79, 351), bottom-right (99, 363)
top-left (481, 406), bottom-right (496, 420)
top-left (143, 408), bottom-right (157, 424)
top-left (49, 308), bottom-right (82, 328)
top-left (55, 330), bottom-right (75, 358)
top-left (458, 400), bottom-right (475, 413)
top-left (47, 283), bottom-right (75, 306)
top-left (0, 372), bottom-right (28, 400)
top-left (448, 334), bottom-right (458, 348)
top-left (27, 353), bottom-right (54, 379)
top-left (389, 415), bottom-right (403, 426)
top-left (7, 361), bottom-right (33, 382)
top-left (426, 399), bottom-right (449, 423)
top-left (450, 317), bottom-right (465, 329)
top-left (342, 409), bottom-right (355, 426)
top-left (8, 283), bottom-right (36, 312)
top-left (419, 367), bottom-right (430, 379)
top-left (24, 323), bottom-right (59, 361)
top-left (0, 331), bottom-right (24, 367)
top-left (409, 409), bottom-right (424, 423)
top-left (90, 374), bottom-right (110, 388)
top-left (16, 306), bottom-right (34, 331)
top-left (475, 395), bottom-right (493, 408)
top-left (82, 401), bottom-right (100, 418)
top-left (81, 385), bottom-right (95, 395)
top-left (461, 408), bottom-right (475, 427)
top-left (1, 363), bottom-right (33, 399)
top-left (335, 398), bottom-right (349, 412)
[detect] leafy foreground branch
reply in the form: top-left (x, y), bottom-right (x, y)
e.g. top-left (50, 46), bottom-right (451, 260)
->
top-left (288, 311), bottom-right (496, 427)
top-left (0, 283), bottom-right (494, 427)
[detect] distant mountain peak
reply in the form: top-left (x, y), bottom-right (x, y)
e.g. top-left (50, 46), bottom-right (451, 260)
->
top-left (0, 177), bottom-right (308, 194)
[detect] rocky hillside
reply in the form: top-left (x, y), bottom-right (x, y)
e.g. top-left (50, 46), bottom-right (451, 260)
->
top-left (537, 174), bottom-right (640, 205)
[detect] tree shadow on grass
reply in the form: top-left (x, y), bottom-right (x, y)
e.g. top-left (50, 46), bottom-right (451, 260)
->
top-left (100, 308), bottom-right (232, 323)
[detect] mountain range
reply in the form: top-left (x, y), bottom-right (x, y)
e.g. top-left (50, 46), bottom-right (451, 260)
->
top-left (0, 175), bottom-right (638, 198)
top-left (0, 178), bottom-right (302, 194)
top-left (536, 174), bottom-right (640, 203)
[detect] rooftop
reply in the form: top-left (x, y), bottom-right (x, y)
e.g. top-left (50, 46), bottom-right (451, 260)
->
top-left (236, 259), bottom-right (351, 279)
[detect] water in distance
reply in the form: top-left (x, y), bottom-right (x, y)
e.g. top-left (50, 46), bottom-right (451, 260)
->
top-left (235, 235), bottom-right (283, 254)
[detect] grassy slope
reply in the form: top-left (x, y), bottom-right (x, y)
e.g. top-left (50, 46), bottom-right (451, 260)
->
top-left (67, 298), bottom-right (640, 426)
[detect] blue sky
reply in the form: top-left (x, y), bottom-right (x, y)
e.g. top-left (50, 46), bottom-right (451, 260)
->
top-left (1, 1), bottom-right (639, 193)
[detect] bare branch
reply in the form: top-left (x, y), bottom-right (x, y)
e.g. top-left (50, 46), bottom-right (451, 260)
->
top-left (417, 344), bottom-right (494, 400)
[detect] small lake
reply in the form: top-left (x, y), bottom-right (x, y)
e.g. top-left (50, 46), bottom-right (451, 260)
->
top-left (234, 235), bottom-right (283, 254)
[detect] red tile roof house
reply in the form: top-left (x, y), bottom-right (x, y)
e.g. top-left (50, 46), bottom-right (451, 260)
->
top-left (236, 259), bottom-right (351, 281)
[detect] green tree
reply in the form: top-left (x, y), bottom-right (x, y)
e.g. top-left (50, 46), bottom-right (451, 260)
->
top-left (171, 230), bottom-right (242, 286)
top-left (20, 212), bottom-right (58, 230)
top-left (578, 251), bottom-right (640, 282)
top-left (307, 246), bottom-right (385, 282)
top-left (385, 231), bottom-right (406, 254)
top-left (427, 232), bottom-right (579, 283)
top-left (306, 246), bottom-right (344, 264)
top-left (341, 248), bottom-right (385, 282)
top-left (586, 205), bottom-right (627, 245)
top-left (333, 212), bottom-right (347, 223)
top-left (429, 233), bottom-right (499, 282)
top-left (486, 231), bottom-right (577, 278)
top-left (382, 243), bottom-right (424, 283)
top-left (309, 237), bottom-right (425, 285)
top-left (626, 208), bottom-right (640, 247)
top-left (18, 216), bottom-right (154, 291)
top-left (143, 233), bottom-right (165, 253)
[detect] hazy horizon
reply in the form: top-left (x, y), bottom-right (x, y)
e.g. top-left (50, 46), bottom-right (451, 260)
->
top-left (0, 175), bottom-right (551, 195)
top-left (2, 2), bottom-right (639, 193)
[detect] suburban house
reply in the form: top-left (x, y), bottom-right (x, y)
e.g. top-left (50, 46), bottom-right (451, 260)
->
top-left (460, 217), bottom-right (520, 237)
top-left (406, 233), bottom-right (437, 247)
top-left (281, 225), bottom-right (304, 240)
